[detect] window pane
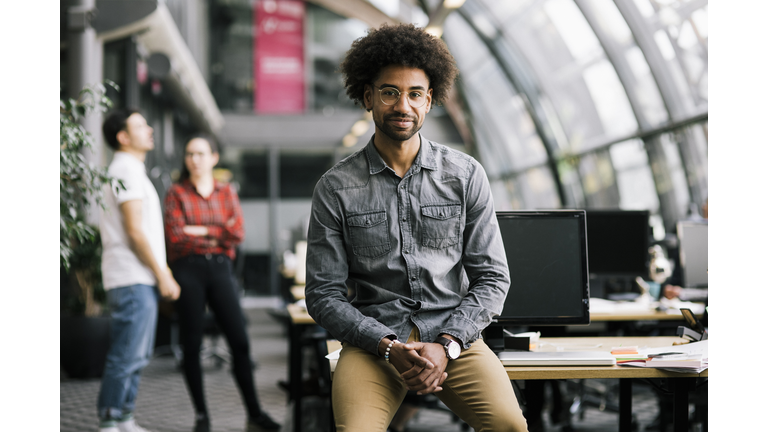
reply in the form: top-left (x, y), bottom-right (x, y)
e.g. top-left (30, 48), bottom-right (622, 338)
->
top-left (637, 2), bottom-right (707, 114)
top-left (582, 60), bottom-right (638, 137)
top-left (659, 131), bottom-right (692, 217)
top-left (584, 0), bottom-right (668, 126)
top-left (579, 150), bottom-right (619, 208)
top-left (517, 166), bottom-right (561, 209)
top-left (609, 140), bottom-right (660, 211)
top-left (494, 0), bottom-right (637, 152)
top-left (444, 13), bottom-right (547, 177)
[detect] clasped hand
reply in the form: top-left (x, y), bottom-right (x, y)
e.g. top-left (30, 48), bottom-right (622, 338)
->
top-left (389, 342), bottom-right (449, 395)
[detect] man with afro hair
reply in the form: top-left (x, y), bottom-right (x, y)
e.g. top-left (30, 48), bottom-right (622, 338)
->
top-left (305, 23), bottom-right (528, 431)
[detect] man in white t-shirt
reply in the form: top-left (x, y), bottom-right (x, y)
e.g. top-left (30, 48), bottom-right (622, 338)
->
top-left (97, 108), bottom-right (180, 432)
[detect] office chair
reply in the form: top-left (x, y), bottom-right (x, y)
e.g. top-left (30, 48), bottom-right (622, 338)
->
top-left (568, 379), bottom-right (639, 430)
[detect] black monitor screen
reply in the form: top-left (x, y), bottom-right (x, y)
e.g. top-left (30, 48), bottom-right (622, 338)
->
top-left (494, 210), bottom-right (590, 326)
top-left (584, 210), bottom-right (650, 277)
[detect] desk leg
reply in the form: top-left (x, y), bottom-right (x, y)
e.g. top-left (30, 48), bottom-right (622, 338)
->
top-left (619, 379), bottom-right (632, 432)
top-left (289, 323), bottom-right (303, 432)
top-left (672, 378), bottom-right (692, 432)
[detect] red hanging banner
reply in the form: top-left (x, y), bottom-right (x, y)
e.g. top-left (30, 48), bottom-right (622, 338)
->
top-left (254, 0), bottom-right (306, 114)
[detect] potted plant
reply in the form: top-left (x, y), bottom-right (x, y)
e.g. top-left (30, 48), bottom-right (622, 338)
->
top-left (60, 82), bottom-right (122, 378)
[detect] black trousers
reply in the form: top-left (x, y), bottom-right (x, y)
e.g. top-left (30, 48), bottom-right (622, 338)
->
top-left (170, 254), bottom-right (261, 420)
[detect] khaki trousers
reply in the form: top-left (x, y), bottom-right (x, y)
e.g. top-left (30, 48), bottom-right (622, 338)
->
top-left (332, 329), bottom-right (528, 432)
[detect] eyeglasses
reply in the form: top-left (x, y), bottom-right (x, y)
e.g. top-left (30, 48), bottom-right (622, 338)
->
top-left (372, 85), bottom-right (429, 108)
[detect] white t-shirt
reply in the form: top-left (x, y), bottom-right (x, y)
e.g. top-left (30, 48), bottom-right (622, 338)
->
top-left (99, 152), bottom-right (166, 290)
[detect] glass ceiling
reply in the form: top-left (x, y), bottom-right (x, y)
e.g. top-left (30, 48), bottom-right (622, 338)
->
top-left (440, 0), bottom-right (708, 234)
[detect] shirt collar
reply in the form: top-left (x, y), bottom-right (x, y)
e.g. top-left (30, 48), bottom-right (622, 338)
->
top-left (364, 133), bottom-right (437, 175)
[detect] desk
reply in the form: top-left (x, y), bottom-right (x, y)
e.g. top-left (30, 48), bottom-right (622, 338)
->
top-left (290, 285), bottom-right (306, 301)
top-left (505, 337), bottom-right (707, 432)
top-left (588, 300), bottom-right (706, 322)
top-left (286, 303), bottom-right (328, 432)
top-left (286, 304), bottom-right (311, 432)
top-left (326, 337), bottom-right (706, 432)
top-left (590, 309), bottom-right (702, 322)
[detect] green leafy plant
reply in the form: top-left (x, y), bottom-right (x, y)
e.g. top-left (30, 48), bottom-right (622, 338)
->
top-left (60, 82), bottom-right (122, 316)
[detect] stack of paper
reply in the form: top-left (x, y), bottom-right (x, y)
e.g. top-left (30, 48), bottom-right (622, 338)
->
top-left (617, 340), bottom-right (708, 373)
top-left (647, 354), bottom-right (704, 369)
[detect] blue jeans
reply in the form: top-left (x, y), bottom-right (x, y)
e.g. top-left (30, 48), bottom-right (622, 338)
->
top-left (97, 284), bottom-right (159, 420)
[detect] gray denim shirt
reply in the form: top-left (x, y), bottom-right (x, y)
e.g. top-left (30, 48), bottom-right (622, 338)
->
top-left (305, 135), bottom-right (510, 356)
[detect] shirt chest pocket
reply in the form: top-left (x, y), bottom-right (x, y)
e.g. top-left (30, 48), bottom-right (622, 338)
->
top-left (421, 204), bottom-right (461, 249)
top-left (347, 211), bottom-right (391, 258)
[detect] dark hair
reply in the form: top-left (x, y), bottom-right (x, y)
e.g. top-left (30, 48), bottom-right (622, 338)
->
top-left (339, 23), bottom-right (459, 109)
top-left (102, 107), bottom-right (141, 150)
top-left (179, 133), bottom-right (220, 181)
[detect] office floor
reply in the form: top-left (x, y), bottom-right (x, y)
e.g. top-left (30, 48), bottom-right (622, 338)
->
top-left (61, 300), bottom-right (692, 432)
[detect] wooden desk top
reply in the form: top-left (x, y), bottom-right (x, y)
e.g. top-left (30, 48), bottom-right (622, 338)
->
top-left (326, 337), bottom-right (708, 380)
top-left (589, 308), bottom-right (704, 322)
top-left (287, 303), bottom-right (316, 325)
top-left (290, 285), bottom-right (306, 301)
top-left (505, 336), bottom-right (708, 380)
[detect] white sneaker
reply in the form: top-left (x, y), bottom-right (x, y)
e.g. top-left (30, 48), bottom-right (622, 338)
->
top-left (116, 418), bottom-right (152, 432)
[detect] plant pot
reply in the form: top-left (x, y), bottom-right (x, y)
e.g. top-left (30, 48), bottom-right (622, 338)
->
top-left (60, 315), bottom-right (111, 379)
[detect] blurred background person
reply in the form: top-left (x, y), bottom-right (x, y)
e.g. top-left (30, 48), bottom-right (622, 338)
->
top-left (164, 135), bottom-right (280, 432)
top-left (98, 108), bottom-right (180, 432)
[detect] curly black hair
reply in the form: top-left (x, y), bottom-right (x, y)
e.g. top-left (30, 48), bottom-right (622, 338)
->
top-left (339, 23), bottom-right (459, 109)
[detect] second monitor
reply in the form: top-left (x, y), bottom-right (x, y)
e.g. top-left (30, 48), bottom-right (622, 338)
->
top-left (584, 209), bottom-right (650, 299)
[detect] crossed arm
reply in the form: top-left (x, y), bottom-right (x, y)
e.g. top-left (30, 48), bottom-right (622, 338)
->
top-left (164, 184), bottom-right (245, 249)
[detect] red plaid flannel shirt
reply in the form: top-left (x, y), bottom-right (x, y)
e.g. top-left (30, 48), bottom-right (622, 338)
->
top-left (164, 179), bottom-right (245, 263)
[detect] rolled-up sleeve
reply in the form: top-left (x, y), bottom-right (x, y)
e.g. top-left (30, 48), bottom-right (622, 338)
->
top-left (304, 177), bottom-right (396, 355)
top-left (439, 161), bottom-right (510, 347)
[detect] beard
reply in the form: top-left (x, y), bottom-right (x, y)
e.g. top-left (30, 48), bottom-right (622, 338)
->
top-left (374, 113), bottom-right (422, 142)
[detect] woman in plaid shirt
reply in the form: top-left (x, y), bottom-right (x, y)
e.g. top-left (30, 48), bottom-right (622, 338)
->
top-left (164, 135), bottom-right (279, 432)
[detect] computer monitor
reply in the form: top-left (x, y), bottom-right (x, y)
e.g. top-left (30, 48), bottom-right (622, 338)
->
top-left (583, 209), bottom-right (650, 278)
top-left (677, 221), bottom-right (708, 288)
top-left (492, 210), bottom-right (590, 326)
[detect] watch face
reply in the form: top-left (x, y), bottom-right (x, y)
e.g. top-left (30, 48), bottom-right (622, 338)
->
top-left (447, 341), bottom-right (461, 359)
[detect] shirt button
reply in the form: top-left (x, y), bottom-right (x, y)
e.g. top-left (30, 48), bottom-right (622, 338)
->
top-left (411, 276), bottom-right (417, 281)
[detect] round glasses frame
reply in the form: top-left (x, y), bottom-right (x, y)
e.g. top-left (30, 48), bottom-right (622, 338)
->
top-left (372, 84), bottom-right (429, 108)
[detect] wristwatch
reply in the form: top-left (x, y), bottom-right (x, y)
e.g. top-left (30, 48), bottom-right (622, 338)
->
top-left (435, 336), bottom-right (461, 360)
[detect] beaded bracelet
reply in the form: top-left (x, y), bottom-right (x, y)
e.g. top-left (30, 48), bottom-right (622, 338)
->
top-left (384, 340), bottom-right (401, 363)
